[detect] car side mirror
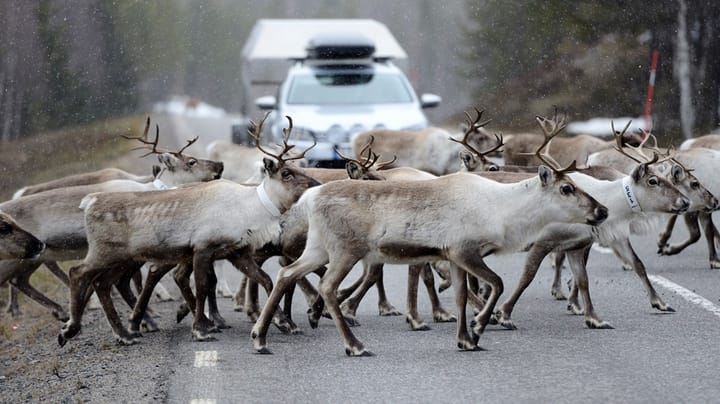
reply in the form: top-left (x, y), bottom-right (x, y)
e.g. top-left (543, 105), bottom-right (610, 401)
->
top-left (255, 95), bottom-right (277, 111)
top-left (420, 93), bottom-right (442, 109)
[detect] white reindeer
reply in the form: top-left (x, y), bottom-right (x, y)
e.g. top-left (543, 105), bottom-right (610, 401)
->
top-left (250, 118), bottom-right (609, 355)
top-left (58, 114), bottom-right (319, 346)
top-left (0, 123), bottom-right (223, 321)
top-left (349, 108), bottom-right (496, 175)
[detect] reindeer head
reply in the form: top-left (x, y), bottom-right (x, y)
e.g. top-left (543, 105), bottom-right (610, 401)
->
top-left (667, 162), bottom-right (719, 212)
top-left (123, 117), bottom-right (224, 186)
top-left (453, 108), bottom-right (503, 172)
top-left (531, 110), bottom-right (608, 226)
top-left (0, 211), bottom-right (44, 260)
top-left (335, 135), bottom-right (396, 181)
top-left (611, 122), bottom-right (691, 215)
top-left (250, 113), bottom-right (321, 211)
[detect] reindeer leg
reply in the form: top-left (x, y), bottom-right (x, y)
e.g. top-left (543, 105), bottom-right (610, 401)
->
top-left (699, 213), bottom-right (720, 269)
top-left (251, 248), bottom-right (329, 355)
top-left (406, 263), bottom-right (429, 331)
top-left (657, 214), bottom-right (679, 252)
top-left (340, 263), bottom-right (382, 326)
top-left (173, 263), bottom-right (195, 324)
top-left (566, 247), bottom-right (612, 329)
top-left (5, 285), bottom-right (20, 316)
top-left (129, 264), bottom-right (176, 334)
top-left (205, 263), bottom-right (229, 330)
top-left (245, 279), bottom-right (260, 322)
top-left (448, 264), bottom-right (482, 351)
top-left (114, 265), bottom-right (158, 335)
top-left (93, 268), bottom-right (140, 345)
top-left (421, 263), bottom-right (455, 323)
top-left (431, 261), bottom-right (452, 293)
top-left (660, 213), bottom-right (701, 256)
top-left (375, 265), bottom-right (401, 316)
top-left (318, 254), bottom-right (371, 357)
top-left (233, 274), bottom-right (247, 312)
top-left (191, 252), bottom-right (217, 341)
top-left (611, 237), bottom-right (674, 312)
top-left (11, 267), bottom-right (69, 321)
top-left (44, 261), bottom-right (69, 286)
top-left (229, 253), bottom-right (291, 334)
top-left (550, 252), bottom-right (567, 300)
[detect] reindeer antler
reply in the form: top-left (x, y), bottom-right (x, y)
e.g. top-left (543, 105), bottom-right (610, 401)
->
top-left (122, 116), bottom-right (200, 157)
top-left (449, 108), bottom-right (493, 156)
top-left (533, 108), bottom-right (576, 173)
top-left (335, 136), bottom-right (379, 170)
top-left (250, 114), bottom-right (316, 164)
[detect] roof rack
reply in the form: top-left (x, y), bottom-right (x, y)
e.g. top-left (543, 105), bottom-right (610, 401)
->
top-left (305, 32), bottom-right (376, 60)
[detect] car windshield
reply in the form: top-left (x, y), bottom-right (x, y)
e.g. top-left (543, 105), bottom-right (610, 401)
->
top-left (286, 70), bottom-right (414, 105)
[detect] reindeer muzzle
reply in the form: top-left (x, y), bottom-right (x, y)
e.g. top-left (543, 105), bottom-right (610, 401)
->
top-left (672, 197), bottom-right (691, 214)
top-left (586, 205), bottom-right (608, 226)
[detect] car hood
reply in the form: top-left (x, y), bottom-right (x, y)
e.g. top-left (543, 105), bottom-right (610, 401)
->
top-left (278, 103), bottom-right (429, 132)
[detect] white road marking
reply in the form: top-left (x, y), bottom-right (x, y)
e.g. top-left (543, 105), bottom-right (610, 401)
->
top-left (649, 275), bottom-right (720, 318)
top-left (194, 351), bottom-right (218, 368)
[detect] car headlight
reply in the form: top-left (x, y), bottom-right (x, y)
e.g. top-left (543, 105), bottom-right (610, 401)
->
top-left (348, 124), bottom-right (367, 136)
top-left (326, 124), bottom-right (347, 143)
top-left (288, 125), bottom-right (317, 142)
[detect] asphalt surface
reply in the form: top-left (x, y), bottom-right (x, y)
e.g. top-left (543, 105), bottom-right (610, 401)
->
top-left (153, 114), bottom-right (720, 403)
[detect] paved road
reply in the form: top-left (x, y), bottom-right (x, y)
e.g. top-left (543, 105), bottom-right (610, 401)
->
top-left (152, 113), bottom-right (720, 403)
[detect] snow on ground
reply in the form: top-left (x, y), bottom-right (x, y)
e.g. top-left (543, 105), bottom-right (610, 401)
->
top-left (566, 116), bottom-right (648, 136)
top-left (152, 95), bottom-right (226, 118)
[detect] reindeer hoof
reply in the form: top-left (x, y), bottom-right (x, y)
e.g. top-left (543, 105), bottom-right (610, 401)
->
top-left (710, 260), bottom-right (720, 270)
top-left (344, 316), bottom-right (361, 327)
top-left (378, 305), bottom-right (402, 316)
top-left (551, 289), bottom-right (567, 300)
top-left (652, 302), bottom-right (676, 312)
top-left (116, 336), bottom-right (140, 346)
top-left (58, 334), bottom-right (68, 347)
top-left (585, 319), bottom-right (613, 329)
top-left (413, 323), bottom-right (431, 331)
top-left (256, 347), bottom-right (273, 355)
top-left (567, 303), bottom-right (584, 315)
top-left (433, 311), bottom-right (456, 323)
top-left (192, 330), bottom-right (217, 342)
top-left (345, 347), bottom-right (374, 357)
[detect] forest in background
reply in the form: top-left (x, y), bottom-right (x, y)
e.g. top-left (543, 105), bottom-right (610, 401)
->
top-left (1, 0), bottom-right (718, 141)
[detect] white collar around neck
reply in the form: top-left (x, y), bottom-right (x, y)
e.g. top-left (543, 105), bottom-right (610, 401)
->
top-left (153, 178), bottom-right (174, 190)
top-left (256, 181), bottom-right (282, 217)
top-left (621, 176), bottom-right (642, 213)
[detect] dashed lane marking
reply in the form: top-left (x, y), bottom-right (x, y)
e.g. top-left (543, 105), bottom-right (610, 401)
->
top-left (194, 351), bottom-right (218, 368)
top-left (649, 275), bottom-right (720, 319)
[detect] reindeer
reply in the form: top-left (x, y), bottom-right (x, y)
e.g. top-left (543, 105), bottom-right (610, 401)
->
top-left (588, 137), bottom-right (720, 269)
top-left (249, 113), bottom-right (609, 356)
top-left (492, 121), bottom-right (696, 330)
top-left (350, 108), bottom-right (496, 175)
top-left (679, 134), bottom-right (720, 150)
top-left (0, 211), bottom-right (44, 260)
top-left (0, 122), bottom-right (223, 321)
top-left (502, 121), bottom-right (644, 167)
top-left (58, 114), bottom-right (319, 346)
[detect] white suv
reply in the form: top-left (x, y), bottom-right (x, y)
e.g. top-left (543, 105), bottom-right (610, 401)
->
top-left (239, 33), bottom-right (440, 167)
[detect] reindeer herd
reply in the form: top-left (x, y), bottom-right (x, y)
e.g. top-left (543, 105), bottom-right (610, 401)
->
top-left (2, 109), bottom-right (719, 357)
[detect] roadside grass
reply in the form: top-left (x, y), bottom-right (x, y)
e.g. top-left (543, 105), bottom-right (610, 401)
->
top-left (0, 116), bottom-right (146, 377)
top-left (0, 115), bottom-right (147, 201)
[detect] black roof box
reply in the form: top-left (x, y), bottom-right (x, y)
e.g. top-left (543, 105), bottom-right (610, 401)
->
top-left (306, 32), bottom-right (375, 60)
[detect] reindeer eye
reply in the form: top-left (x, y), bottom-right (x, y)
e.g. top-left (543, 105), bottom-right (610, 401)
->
top-left (488, 165), bottom-right (499, 172)
top-left (691, 181), bottom-right (700, 189)
top-left (560, 184), bottom-right (575, 195)
top-left (281, 169), bottom-right (293, 181)
top-left (188, 159), bottom-right (198, 167)
top-left (648, 176), bottom-right (659, 186)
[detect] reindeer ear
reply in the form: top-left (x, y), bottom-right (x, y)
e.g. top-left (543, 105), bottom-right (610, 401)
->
top-left (157, 153), bottom-right (178, 171)
top-left (152, 165), bottom-right (161, 178)
top-left (631, 163), bottom-right (647, 183)
top-left (263, 157), bottom-right (279, 175)
top-left (538, 165), bottom-right (554, 186)
top-left (671, 164), bottom-right (685, 183)
top-left (459, 150), bottom-right (476, 169)
top-left (345, 161), bottom-right (363, 179)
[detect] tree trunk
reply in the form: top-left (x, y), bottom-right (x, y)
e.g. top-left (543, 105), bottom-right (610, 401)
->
top-left (676, 0), bottom-right (694, 139)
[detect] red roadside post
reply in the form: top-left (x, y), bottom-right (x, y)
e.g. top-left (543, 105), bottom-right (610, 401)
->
top-left (644, 49), bottom-right (659, 133)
